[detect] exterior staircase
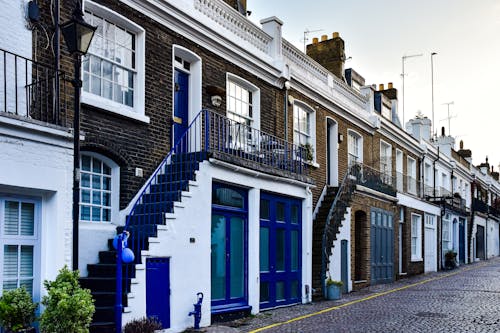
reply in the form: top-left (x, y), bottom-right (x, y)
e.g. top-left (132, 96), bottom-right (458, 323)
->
top-left (80, 152), bottom-right (209, 333)
top-left (312, 173), bottom-right (355, 298)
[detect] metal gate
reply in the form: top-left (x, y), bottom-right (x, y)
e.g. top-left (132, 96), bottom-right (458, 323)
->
top-left (370, 209), bottom-right (394, 284)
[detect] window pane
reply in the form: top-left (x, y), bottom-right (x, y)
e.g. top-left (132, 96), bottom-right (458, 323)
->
top-left (212, 187), bottom-right (244, 208)
top-left (276, 229), bottom-right (285, 271)
top-left (81, 173), bottom-right (91, 188)
top-left (91, 207), bottom-right (101, 222)
top-left (260, 199), bottom-right (269, 220)
top-left (103, 192), bottom-right (110, 207)
top-left (20, 203), bottom-right (35, 236)
top-left (102, 209), bottom-right (111, 222)
top-left (291, 280), bottom-right (299, 299)
top-left (276, 281), bottom-right (285, 300)
top-left (92, 175), bottom-right (102, 190)
top-left (291, 230), bottom-right (299, 271)
top-left (92, 191), bottom-right (101, 205)
top-left (4, 245), bottom-right (18, 279)
top-left (260, 282), bottom-right (269, 302)
top-left (259, 227), bottom-right (269, 272)
top-left (81, 190), bottom-right (91, 204)
top-left (20, 246), bottom-right (33, 277)
top-left (82, 155), bottom-right (91, 171)
top-left (19, 280), bottom-right (33, 296)
top-left (211, 215), bottom-right (226, 300)
top-left (276, 202), bottom-right (285, 222)
top-left (291, 205), bottom-right (299, 224)
top-left (81, 206), bottom-right (91, 221)
top-left (4, 201), bottom-right (19, 235)
top-left (230, 217), bottom-right (244, 298)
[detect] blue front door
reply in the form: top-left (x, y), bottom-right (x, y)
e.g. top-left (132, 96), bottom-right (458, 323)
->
top-left (259, 193), bottom-right (301, 309)
top-left (459, 219), bottom-right (465, 264)
top-left (370, 209), bottom-right (394, 284)
top-left (146, 258), bottom-right (170, 329)
top-left (174, 69), bottom-right (189, 148)
top-left (211, 183), bottom-right (248, 313)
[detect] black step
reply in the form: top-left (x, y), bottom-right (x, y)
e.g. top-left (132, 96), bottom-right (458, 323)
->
top-left (92, 291), bottom-right (128, 307)
top-left (79, 277), bottom-right (130, 293)
top-left (87, 263), bottom-right (135, 279)
top-left (93, 306), bottom-right (115, 322)
top-left (90, 322), bottom-right (115, 333)
top-left (99, 250), bottom-right (117, 264)
top-left (132, 201), bottom-right (175, 215)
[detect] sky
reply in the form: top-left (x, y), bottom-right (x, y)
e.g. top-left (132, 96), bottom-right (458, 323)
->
top-left (248, 0), bottom-right (500, 168)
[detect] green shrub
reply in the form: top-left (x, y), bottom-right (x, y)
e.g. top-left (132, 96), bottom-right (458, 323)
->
top-left (39, 266), bottom-right (95, 333)
top-left (124, 317), bottom-right (162, 333)
top-left (0, 287), bottom-right (38, 331)
top-left (326, 278), bottom-right (343, 287)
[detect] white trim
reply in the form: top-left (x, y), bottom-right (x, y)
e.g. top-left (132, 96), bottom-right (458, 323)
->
top-left (226, 73), bottom-right (261, 132)
top-left (292, 100), bottom-right (317, 163)
top-left (80, 152), bottom-right (120, 224)
top-left (411, 213), bottom-right (423, 262)
top-left (82, 0), bottom-right (147, 122)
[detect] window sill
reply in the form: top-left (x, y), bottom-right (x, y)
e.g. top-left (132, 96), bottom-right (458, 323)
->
top-left (305, 160), bottom-right (320, 168)
top-left (82, 93), bottom-right (150, 124)
top-left (411, 258), bottom-right (423, 262)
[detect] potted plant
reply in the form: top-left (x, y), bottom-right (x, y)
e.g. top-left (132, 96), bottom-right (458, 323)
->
top-left (444, 250), bottom-right (457, 270)
top-left (300, 143), bottom-right (314, 162)
top-left (39, 266), bottom-right (95, 333)
top-left (325, 278), bottom-right (343, 300)
top-left (0, 287), bottom-right (38, 333)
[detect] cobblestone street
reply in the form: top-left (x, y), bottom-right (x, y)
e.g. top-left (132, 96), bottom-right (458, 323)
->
top-left (209, 258), bottom-right (500, 333)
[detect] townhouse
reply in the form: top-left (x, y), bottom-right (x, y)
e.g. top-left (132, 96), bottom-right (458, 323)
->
top-left (1, 0), bottom-right (500, 333)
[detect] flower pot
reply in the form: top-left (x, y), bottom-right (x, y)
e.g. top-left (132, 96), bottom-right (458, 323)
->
top-left (326, 284), bottom-right (342, 300)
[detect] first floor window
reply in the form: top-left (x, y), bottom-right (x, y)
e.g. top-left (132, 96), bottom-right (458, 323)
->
top-left (0, 198), bottom-right (39, 296)
top-left (411, 214), bottom-right (422, 261)
top-left (293, 102), bottom-right (316, 161)
top-left (407, 157), bottom-right (417, 194)
top-left (80, 153), bottom-right (118, 223)
top-left (348, 130), bottom-right (362, 166)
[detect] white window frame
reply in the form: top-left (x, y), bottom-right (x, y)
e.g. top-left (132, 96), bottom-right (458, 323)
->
top-left (0, 196), bottom-right (41, 301)
top-left (380, 140), bottom-right (392, 184)
top-left (407, 156), bottom-right (417, 195)
top-left (293, 101), bottom-right (316, 162)
top-left (411, 213), bottom-right (422, 261)
top-left (82, 0), bottom-right (148, 123)
top-left (80, 152), bottom-right (120, 224)
top-left (347, 129), bottom-right (363, 166)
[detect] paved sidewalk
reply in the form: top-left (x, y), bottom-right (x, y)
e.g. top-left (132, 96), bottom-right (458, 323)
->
top-left (194, 257), bottom-right (500, 333)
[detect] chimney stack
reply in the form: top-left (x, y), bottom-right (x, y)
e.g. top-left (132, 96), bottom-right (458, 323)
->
top-left (306, 32), bottom-right (346, 80)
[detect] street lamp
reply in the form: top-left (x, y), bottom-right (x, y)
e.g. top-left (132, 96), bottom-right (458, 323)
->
top-left (60, 3), bottom-right (96, 271)
top-left (431, 52), bottom-right (437, 140)
top-left (401, 53), bottom-right (423, 125)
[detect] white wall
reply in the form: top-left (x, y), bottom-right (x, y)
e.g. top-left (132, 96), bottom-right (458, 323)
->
top-left (327, 208), bottom-right (352, 292)
top-left (487, 219), bottom-right (499, 258)
top-left (0, 0), bottom-right (32, 57)
top-left (122, 160), bottom-right (312, 332)
top-left (0, 118), bottom-right (73, 301)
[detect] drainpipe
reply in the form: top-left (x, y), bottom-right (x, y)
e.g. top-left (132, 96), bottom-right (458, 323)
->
top-left (54, 0), bottom-right (60, 124)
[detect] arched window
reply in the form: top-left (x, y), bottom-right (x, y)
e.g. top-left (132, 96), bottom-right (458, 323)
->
top-left (80, 153), bottom-right (119, 223)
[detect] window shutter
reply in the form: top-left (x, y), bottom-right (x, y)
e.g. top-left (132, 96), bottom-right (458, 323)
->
top-left (3, 245), bottom-right (18, 290)
top-left (20, 203), bottom-right (35, 236)
top-left (4, 201), bottom-right (19, 235)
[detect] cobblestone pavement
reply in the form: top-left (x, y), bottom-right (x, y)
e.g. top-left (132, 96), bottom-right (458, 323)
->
top-left (213, 257), bottom-right (500, 333)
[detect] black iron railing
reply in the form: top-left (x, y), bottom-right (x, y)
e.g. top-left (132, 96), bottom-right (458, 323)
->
top-left (0, 48), bottom-right (68, 126)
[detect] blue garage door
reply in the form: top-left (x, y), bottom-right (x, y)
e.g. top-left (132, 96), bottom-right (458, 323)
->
top-left (259, 192), bottom-right (301, 309)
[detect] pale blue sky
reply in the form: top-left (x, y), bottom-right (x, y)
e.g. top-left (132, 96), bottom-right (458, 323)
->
top-left (249, 0), bottom-right (500, 167)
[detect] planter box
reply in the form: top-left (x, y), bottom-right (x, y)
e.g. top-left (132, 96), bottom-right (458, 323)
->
top-left (326, 284), bottom-right (342, 300)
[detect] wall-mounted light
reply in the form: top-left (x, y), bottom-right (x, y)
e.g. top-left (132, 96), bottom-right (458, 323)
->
top-left (206, 85), bottom-right (225, 108)
top-left (338, 133), bottom-right (344, 143)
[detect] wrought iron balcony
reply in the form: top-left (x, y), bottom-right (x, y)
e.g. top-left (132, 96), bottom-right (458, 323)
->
top-left (349, 163), bottom-right (396, 197)
top-left (472, 198), bottom-right (489, 214)
top-left (0, 48), bottom-right (68, 127)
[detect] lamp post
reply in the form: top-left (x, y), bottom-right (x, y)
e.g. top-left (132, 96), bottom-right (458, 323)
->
top-left (60, 3), bottom-right (96, 271)
top-left (401, 53), bottom-right (423, 125)
top-left (431, 52), bottom-right (437, 140)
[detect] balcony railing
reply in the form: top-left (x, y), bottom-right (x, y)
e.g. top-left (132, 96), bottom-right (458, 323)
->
top-left (0, 48), bottom-right (68, 127)
top-left (349, 162), bottom-right (396, 197)
top-left (205, 110), bottom-right (308, 177)
top-left (472, 198), bottom-right (489, 214)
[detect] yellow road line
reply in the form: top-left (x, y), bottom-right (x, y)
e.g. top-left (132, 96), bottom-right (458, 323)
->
top-left (249, 263), bottom-right (487, 333)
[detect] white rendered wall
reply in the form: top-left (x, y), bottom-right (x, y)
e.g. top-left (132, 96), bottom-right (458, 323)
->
top-left (487, 219), bottom-right (499, 258)
top-left (123, 160), bottom-right (312, 332)
top-left (327, 208), bottom-right (352, 292)
top-left (0, 118), bottom-right (73, 301)
top-left (0, 0), bottom-right (32, 57)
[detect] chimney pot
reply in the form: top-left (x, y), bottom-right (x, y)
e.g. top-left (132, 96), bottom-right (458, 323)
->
top-left (379, 84), bottom-right (384, 91)
top-left (332, 32), bottom-right (340, 38)
top-left (388, 82), bottom-right (393, 89)
top-left (321, 34), bottom-right (328, 41)
top-left (441, 126), bottom-right (445, 136)
top-left (312, 37), bottom-right (319, 44)
top-left (460, 140), bottom-right (464, 149)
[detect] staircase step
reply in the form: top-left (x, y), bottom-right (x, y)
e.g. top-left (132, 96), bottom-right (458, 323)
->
top-left (93, 306), bottom-right (115, 322)
top-left (171, 151), bottom-right (209, 163)
top-left (87, 263), bottom-right (135, 279)
top-left (133, 202), bottom-right (175, 215)
top-left (80, 277), bottom-right (131, 293)
top-left (141, 190), bottom-right (181, 204)
top-left (150, 180), bottom-right (189, 194)
top-left (92, 291), bottom-right (127, 307)
top-left (90, 322), bottom-right (115, 333)
top-left (126, 213), bottom-right (165, 226)
top-left (99, 250), bottom-right (117, 264)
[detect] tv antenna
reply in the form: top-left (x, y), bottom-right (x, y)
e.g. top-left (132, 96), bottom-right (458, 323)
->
top-left (440, 101), bottom-right (456, 136)
top-left (302, 28), bottom-right (323, 53)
